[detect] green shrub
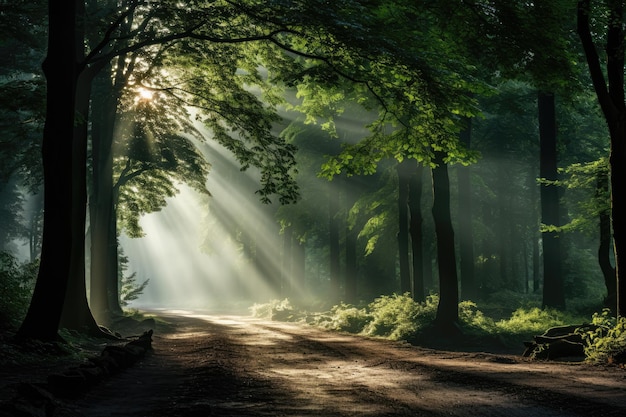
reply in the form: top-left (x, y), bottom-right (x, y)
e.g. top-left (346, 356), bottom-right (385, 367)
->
top-left (458, 300), bottom-right (497, 334)
top-left (0, 252), bottom-right (38, 330)
top-left (249, 298), bottom-right (294, 320)
top-left (579, 309), bottom-right (626, 364)
top-left (495, 307), bottom-right (574, 338)
top-left (315, 303), bottom-right (371, 333)
top-left (362, 293), bottom-right (438, 340)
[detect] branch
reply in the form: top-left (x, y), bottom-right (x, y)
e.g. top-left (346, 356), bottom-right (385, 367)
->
top-left (577, 0), bottom-right (616, 119)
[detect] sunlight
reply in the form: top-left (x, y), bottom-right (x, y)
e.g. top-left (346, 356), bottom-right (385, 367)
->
top-left (119, 137), bottom-right (302, 311)
top-left (135, 87), bottom-right (154, 103)
top-left (120, 185), bottom-right (246, 309)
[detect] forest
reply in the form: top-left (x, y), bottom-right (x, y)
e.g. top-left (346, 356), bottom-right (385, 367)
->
top-left (2, 0), bottom-right (626, 367)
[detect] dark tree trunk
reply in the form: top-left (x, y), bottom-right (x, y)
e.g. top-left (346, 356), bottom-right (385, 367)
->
top-left (538, 91), bottom-right (565, 310)
top-left (397, 160), bottom-right (412, 295)
top-left (528, 168), bottom-right (541, 293)
top-left (578, 0), bottom-right (626, 316)
top-left (457, 119), bottom-right (475, 300)
top-left (431, 152), bottom-right (459, 333)
top-left (597, 168), bottom-right (617, 308)
top-left (60, 61), bottom-right (101, 335)
top-left (17, 1), bottom-right (79, 341)
top-left (408, 161), bottom-right (425, 302)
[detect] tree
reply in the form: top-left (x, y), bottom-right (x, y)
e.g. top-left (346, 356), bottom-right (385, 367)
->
top-left (396, 160), bottom-right (412, 295)
top-left (539, 92), bottom-right (565, 309)
top-left (17, 0), bottom-right (307, 339)
top-left (457, 118), bottom-right (476, 301)
top-left (408, 161), bottom-right (426, 302)
top-left (16, 1), bottom-right (79, 341)
top-left (578, 0), bottom-right (626, 316)
top-left (431, 152), bottom-right (460, 333)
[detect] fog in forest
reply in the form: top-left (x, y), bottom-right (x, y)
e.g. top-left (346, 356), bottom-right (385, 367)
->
top-left (119, 147), bottom-right (284, 311)
top-left (118, 102), bottom-right (388, 312)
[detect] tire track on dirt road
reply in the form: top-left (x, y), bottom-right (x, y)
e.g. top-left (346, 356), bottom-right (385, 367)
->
top-left (71, 311), bottom-right (626, 416)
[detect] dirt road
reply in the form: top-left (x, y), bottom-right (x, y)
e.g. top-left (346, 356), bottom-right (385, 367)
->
top-left (68, 310), bottom-right (626, 416)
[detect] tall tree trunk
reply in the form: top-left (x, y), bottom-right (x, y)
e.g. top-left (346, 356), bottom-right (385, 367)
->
top-left (457, 118), bottom-right (475, 300)
top-left (408, 161), bottom-right (425, 302)
top-left (528, 167), bottom-right (541, 293)
top-left (538, 91), bottom-right (564, 310)
top-left (89, 63), bottom-right (124, 323)
top-left (88, 75), bottom-right (111, 321)
top-left (17, 1), bottom-right (79, 341)
top-left (597, 165), bottom-right (617, 308)
top-left (578, 0), bottom-right (626, 316)
top-left (345, 186), bottom-right (359, 303)
top-left (89, 0), bottom-right (135, 321)
top-left (329, 191), bottom-right (341, 301)
top-left (281, 225), bottom-right (293, 298)
top-left (60, 62), bottom-right (102, 335)
top-left (293, 235), bottom-right (305, 300)
top-left (397, 160), bottom-right (412, 295)
top-left (431, 152), bottom-right (459, 334)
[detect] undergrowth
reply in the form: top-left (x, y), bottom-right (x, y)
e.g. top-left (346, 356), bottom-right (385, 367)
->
top-left (578, 309), bottom-right (626, 364)
top-left (0, 252), bottom-right (38, 331)
top-left (249, 293), bottom-right (624, 362)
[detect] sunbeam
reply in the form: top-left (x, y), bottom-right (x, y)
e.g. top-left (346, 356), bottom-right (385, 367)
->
top-left (119, 138), bottom-right (292, 312)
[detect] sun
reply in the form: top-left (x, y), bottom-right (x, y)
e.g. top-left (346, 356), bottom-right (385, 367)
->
top-left (136, 87), bottom-right (154, 101)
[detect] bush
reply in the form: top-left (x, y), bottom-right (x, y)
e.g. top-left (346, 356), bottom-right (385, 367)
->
top-left (458, 300), bottom-right (497, 334)
top-left (579, 309), bottom-right (626, 364)
top-left (249, 298), bottom-right (295, 320)
top-left (315, 303), bottom-right (371, 333)
top-left (0, 252), bottom-right (38, 330)
top-left (494, 307), bottom-right (574, 338)
top-left (362, 293), bottom-right (438, 340)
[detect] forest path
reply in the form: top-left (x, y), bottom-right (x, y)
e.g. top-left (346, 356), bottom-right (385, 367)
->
top-left (70, 310), bottom-right (626, 416)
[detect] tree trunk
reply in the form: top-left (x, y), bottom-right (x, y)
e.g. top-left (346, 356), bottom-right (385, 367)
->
top-left (60, 61), bottom-right (101, 335)
top-left (431, 152), bottom-right (459, 333)
top-left (408, 161), bottom-right (425, 302)
top-left (281, 225), bottom-right (293, 298)
top-left (345, 186), bottom-right (359, 304)
top-left (578, 0), bottom-right (625, 316)
top-left (329, 188), bottom-right (341, 301)
top-left (457, 118), bottom-right (475, 300)
top-left (293, 235), bottom-right (305, 300)
top-left (538, 91), bottom-right (565, 310)
top-left (88, 1), bottom-right (135, 321)
top-left (597, 166), bottom-right (617, 308)
top-left (396, 160), bottom-right (412, 295)
top-left (89, 63), bottom-right (123, 323)
top-left (17, 1), bottom-right (79, 341)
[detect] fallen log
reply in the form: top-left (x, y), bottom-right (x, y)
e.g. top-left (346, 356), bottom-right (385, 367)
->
top-left (522, 324), bottom-right (601, 361)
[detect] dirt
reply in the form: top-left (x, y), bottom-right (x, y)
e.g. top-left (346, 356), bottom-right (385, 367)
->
top-left (3, 310), bottom-right (626, 416)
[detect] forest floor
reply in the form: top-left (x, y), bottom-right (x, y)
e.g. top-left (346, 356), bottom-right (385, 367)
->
top-left (2, 309), bottom-right (626, 416)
